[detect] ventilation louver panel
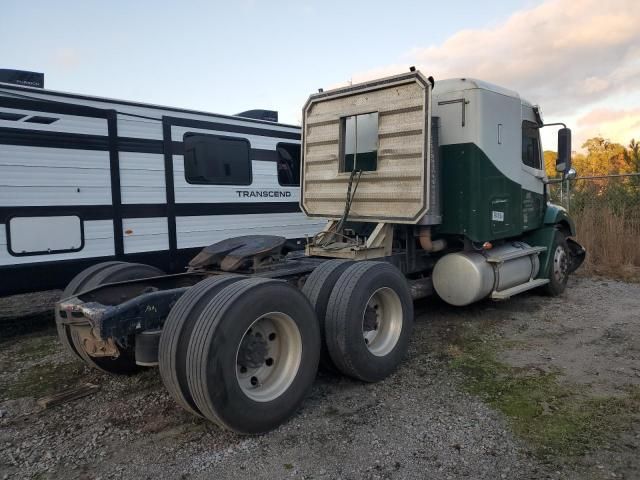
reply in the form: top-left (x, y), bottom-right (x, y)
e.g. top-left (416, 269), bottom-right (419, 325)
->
top-left (301, 71), bottom-right (433, 224)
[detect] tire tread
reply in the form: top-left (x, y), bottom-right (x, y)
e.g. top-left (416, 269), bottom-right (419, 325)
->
top-left (158, 275), bottom-right (242, 417)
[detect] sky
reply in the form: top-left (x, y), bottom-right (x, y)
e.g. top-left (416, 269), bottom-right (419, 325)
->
top-left (2, 0), bottom-right (639, 152)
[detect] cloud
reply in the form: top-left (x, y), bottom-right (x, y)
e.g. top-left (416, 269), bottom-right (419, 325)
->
top-left (346, 0), bottom-right (640, 123)
top-left (577, 108), bottom-right (640, 128)
top-left (574, 107), bottom-right (640, 147)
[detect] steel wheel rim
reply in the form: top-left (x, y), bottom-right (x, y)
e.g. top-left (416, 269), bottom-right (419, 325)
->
top-left (552, 244), bottom-right (569, 284)
top-left (361, 287), bottom-right (403, 357)
top-left (235, 312), bottom-right (302, 402)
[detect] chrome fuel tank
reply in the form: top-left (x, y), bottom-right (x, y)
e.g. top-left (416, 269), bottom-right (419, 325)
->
top-left (432, 243), bottom-right (540, 306)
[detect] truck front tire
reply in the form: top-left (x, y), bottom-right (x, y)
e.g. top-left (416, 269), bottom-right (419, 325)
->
top-left (543, 230), bottom-right (570, 296)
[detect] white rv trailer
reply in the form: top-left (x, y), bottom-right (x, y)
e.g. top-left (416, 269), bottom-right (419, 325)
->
top-left (0, 81), bottom-right (325, 296)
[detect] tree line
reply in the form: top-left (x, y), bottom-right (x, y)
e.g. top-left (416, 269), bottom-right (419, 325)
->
top-left (544, 137), bottom-right (640, 215)
top-left (544, 137), bottom-right (640, 179)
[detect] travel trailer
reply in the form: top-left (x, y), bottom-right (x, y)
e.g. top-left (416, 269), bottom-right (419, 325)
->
top-left (0, 75), bottom-right (325, 296)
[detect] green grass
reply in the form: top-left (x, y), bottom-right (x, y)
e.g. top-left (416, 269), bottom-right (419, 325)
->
top-left (0, 331), bottom-right (88, 400)
top-left (446, 332), bottom-right (640, 459)
top-left (12, 332), bottom-right (60, 361)
top-left (0, 362), bottom-right (87, 400)
top-left (0, 330), bottom-right (59, 364)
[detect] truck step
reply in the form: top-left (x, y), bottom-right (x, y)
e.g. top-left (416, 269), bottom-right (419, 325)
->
top-left (486, 246), bottom-right (546, 263)
top-left (491, 278), bottom-right (549, 300)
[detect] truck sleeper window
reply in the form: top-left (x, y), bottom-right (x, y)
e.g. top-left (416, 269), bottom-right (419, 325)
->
top-left (183, 133), bottom-right (251, 185)
top-left (341, 112), bottom-right (378, 172)
top-left (521, 121), bottom-right (542, 170)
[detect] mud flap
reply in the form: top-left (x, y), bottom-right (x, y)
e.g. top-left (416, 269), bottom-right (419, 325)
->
top-left (567, 238), bottom-right (586, 274)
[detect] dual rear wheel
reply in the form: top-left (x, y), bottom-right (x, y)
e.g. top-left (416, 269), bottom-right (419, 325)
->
top-left (159, 261), bottom-right (413, 434)
top-left (304, 260), bottom-right (414, 382)
top-left (159, 277), bottom-right (320, 434)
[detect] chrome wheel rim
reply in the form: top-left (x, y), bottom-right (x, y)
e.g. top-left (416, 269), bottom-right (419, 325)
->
top-left (552, 245), bottom-right (569, 284)
top-left (235, 312), bottom-right (302, 402)
top-left (361, 287), bottom-right (403, 357)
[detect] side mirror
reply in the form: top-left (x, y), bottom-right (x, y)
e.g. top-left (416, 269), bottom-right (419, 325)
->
top-left (556, 128), bottom-right (572, 173)
top-left (565, 168), bottom-right (576, 180)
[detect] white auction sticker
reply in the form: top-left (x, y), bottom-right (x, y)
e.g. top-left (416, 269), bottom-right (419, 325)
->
top-left (492, 211), bottom-right (505, 222)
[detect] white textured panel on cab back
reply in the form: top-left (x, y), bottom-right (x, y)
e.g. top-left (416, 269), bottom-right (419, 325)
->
top-left (173, 159), bottom-right (299, 204)
top-left (302, 75), bottom-right (429, 223)
top-left (0, 220), bottom-right (114, 266)
top-left (0, 107), bottom-right (108, 135)
top-left (122, 217), bottom-right (169, 254)
top-left (119, 152), bottom-right (166, 204)
top-left (176, 213), bottom-right (325, 249)
top-left (9, 216), bottom-right (82, 253)
top-left (0, 145), bottom-right (111, 206)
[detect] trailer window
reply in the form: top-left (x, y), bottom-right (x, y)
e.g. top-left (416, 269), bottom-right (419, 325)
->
top-left (340, 112), bottom-right (378, 172)
top-left (183, 133), bottom-right (251, 185)
top-left (276, 143), bottom-right (301, 186)
top-left (522, 121), bottom-right (542, 169)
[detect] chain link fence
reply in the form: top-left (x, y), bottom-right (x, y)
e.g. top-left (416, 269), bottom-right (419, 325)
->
top-left (548, 173), bottom-right (640, 213)
top-left (548, 173), bottom-right (640, 279)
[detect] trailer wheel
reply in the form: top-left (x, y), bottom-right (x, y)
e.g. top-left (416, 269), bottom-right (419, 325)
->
top-left (158, 275), bottom-right (243, 417)
top-left (58, 262), bottom-right (164, 374)
top-left (301, 259), bottom-right (353, 372)
top-left (543, 230), bottom-right (570, 296)
top-left (325, 261), bottom-right (413, 383)
top-left (186, 278), bottom-right (320, 434)
top-left (56, 261), bottom-right (126, 361)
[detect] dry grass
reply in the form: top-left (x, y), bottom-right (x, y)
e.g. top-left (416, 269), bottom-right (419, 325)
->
top-left (573, 205), bottom-right (640, 282)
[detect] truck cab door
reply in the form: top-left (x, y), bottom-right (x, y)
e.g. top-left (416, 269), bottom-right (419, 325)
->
top-left (520, 119), bottom-right (546, 230)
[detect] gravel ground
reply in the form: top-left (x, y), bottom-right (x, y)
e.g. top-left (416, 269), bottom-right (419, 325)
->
top-left (0, 276), bottom-right (638, 479)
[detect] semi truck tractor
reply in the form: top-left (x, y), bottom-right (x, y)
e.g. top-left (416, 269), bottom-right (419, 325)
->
top-left (56, 71), bottom-right (585, 434)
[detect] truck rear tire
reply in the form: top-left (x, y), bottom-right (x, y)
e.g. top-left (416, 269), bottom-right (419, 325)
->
top-left (159, 274), bottom-right (243, 417)
top-left (186, 278), bottom-right (320, 434)
top-left (57, 261), bottom-right (164, 374)
top-left (543, 230), bottom-right (570, 296)
top-left (325, 261), bottom-right (414, 383)
top-left (301, 259), bottom-right (353, 372)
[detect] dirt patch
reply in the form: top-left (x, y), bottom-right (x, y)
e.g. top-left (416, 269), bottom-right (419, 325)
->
top-left (428, 277), bottom-right (640, 479)
top-left (496, 278), bottom-right (640, 396)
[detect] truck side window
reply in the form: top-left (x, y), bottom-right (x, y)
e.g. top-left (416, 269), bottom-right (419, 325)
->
top-left (340, 112), bottom-right (378, 172)
top-left (521, 121), bottom-right (542, 169)
top-left (183, 133), bottom-right (251, 185)
top-left (276, 143), bottom-right (301, 186)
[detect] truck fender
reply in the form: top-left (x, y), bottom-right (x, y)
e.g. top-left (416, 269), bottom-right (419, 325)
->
top-left (543, 203), bottom-right (576, 237)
